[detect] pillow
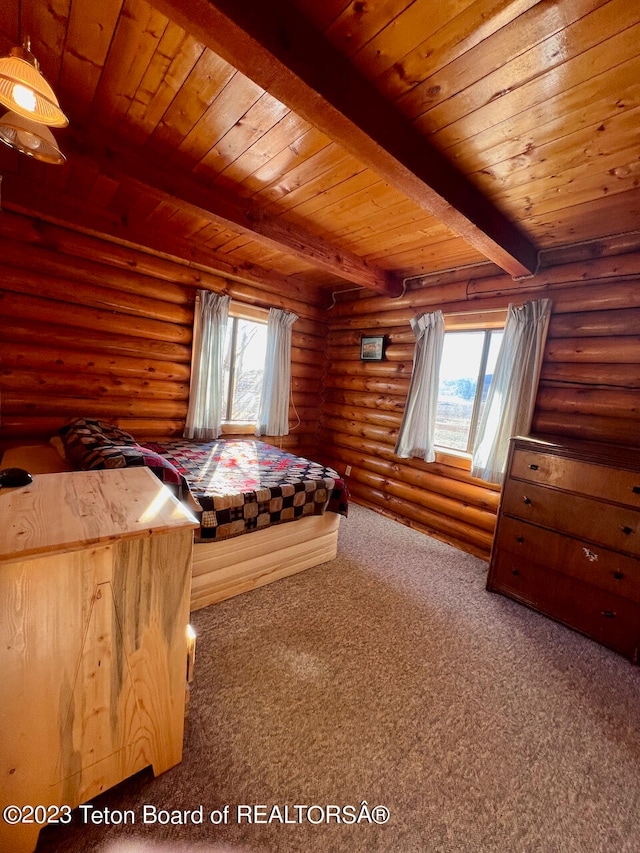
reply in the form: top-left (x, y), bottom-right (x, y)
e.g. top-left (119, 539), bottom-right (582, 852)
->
top-left (58, 417), bottom-right (137, 454)
top-left (56, 419), bottom-right (187, 499)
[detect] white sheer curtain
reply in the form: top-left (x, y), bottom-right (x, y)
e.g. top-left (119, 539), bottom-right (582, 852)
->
top-left (394, 310), bottom-right (445, 462)
top-left (471, 298), bottom-right (551, 484)
top-left (255, 308), bottom-right (298, 437)
top-left (184, 290), bottom-right (230, 440)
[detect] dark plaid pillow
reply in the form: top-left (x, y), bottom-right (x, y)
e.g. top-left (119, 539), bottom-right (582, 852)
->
top-left (57, 419), bottom-right (186, 499)
top-left (58, 418), bottom-right (137, 467)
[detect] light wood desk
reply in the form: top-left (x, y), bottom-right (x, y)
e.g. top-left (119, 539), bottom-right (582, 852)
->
top-left (0, 468), bottom-right (199, 853)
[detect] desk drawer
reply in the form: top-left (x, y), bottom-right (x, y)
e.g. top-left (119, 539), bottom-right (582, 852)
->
top-left (494, 517), bottom-right (640, 603)
top-left (501, 479), bottom-right (640, 555)
top-left (510, 447), bottom-right (640, 509)
top-left (489, 551), bottom-right (640, 660)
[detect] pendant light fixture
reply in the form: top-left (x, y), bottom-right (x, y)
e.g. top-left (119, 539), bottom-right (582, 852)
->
top-left (0, 0), bottom-right (68, 128)
top-left (0, 111), bottom-right (65, 164)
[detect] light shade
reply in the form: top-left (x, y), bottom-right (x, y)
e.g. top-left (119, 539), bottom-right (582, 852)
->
top-left (0, 44), bottom-right (68, 127)
top-left (0, 110), bottom-right (65, 164)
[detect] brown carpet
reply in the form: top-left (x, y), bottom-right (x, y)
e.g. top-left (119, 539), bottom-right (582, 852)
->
top-left (36, 503), bottom-right (640, 853)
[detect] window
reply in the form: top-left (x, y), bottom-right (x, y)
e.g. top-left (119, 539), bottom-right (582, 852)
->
top-left (434, 320), bottom-right (504, 454)
top-left (221, 304), bottom-right (268, 428)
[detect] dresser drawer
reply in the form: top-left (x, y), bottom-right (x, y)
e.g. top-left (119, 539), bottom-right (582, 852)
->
top-left (488, 552), bottom-right (640, 661)
top-left (494, 517), bottom-right (640, 603)
top-left (510, 447), bottom-right (640, 509)
top-left (501, 479), bottom-right (640, 555)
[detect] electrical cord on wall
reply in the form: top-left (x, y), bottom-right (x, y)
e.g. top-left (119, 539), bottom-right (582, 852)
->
top-left (279, 388), bottom-right (301, 450)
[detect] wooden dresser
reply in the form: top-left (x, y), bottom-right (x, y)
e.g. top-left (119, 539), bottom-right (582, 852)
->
top-left (0, 468), bottom-right (199, 853)
top-left (487, 435), bottom-right (640, 662)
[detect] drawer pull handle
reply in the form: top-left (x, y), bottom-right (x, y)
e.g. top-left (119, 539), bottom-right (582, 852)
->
top-left (622, 526), bottom-right (633, 535)
top-left (523, 496), bottom-right (532, 505)
top-left (516, 536), bottom-right (524, 543)
top-left (633, 486), bottom-right (640, 494)
top-left (602, 610), bottom-right (616, 619)
top-left (613, 571), bottom-right (624, 581)
top-left (529, 463), bottom-right (539, 470)
top-left (511, 569), bottom-right (520, 576)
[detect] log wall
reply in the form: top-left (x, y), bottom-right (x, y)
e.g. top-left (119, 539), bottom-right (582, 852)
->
top-left (0, 212), bottom-right (327, 457)
top-left (320, 249), bottom-right (640, 559)
top-left (2, 210), bottom-right (639, 563)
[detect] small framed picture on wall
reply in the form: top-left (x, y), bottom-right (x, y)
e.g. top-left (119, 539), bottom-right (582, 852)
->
top-left (360, 335), bottom-right (386, 361)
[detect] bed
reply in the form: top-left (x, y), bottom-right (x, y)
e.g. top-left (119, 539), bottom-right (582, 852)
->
top-left (1, 419), bottom-right (348, 611)
top-left (139, 436), bottom-right (348, 609)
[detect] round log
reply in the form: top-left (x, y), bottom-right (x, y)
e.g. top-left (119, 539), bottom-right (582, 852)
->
top-left (118, 420), bottom-right (185, 438)
top-left (322, 417), bottom-right (398, 447)
top-left (328, 313), bottom-right (414, 332)
top-left (536, 384), bottom-right (640, 420)
top-left (328, 444), bottom-right (499, 512)
top-left (346, 480), bottom-right (494, 554)
top-left (327, 328), bottom-right (415, 349)
top-left (291, 362), bottom-right (325, 382)
top-left (289, 391), bottom-right (322, 411)
top-left (0, 417), bottom-right (72, 441)
top-left (384, 343), bottom-right (417, 361)
top-left (1, 321), bottom-right (193, 362)
top-left (0, 417), bottom-right (187, 445)
top-left (287, 417), bottom-right (318, 433)
top-left (292, 375), bottom-right (321, 394)
top-left (327, 431), bottom-right (500, 491)
top-left (287, 406), bottom-right (319, 424)
top-left (0, 212), bottom-right (221, 290)
top-left (323, 373), bottom-right (410, 395)
top-left (326, 344), bottom-right (363, 362)
top-left (532, 411), bottom-right (640, 447)
top-left (211, 278), bottom-right (326, 321)
top-left (322, 402), bottom-right (402, 430)
top-left (291, 317), bottom-right (328, 340)
top-left (1, 393), bottom-right (188, 420)
top-left (0, 291), bottom-right (192, 344)
top-left (324, 389), bottom-right (406, 413)
top-left (329, 279), bottom-right (469, 317)
top-left (327, 359), bottom-right (413, 377)
top-left (551, 281), bottom-right (640, 314)
top-left (260, 434), bottom-right (314, 454)
top-left (0, 343), bottom-right (191, 381)
top-left (540, 362), bottom-right (640, 388)
top-left (0, 266), bottom-right (193, 325)
top-left (292, 329), bottom-right (327, 353)
top-left (342, 492), bottom-right (491, 560)
top-left (548, 307), bottom-right (640, 338)
top-left (346, 465), bottom-right (495, 532)
top-left (0, 368), bottom-right (189, 401)
top-left (544, 336), bottom-right (640, 363)
top-left (291, 346), bottom-right (324, 376)
top-left (0, 236), bottom-right (192, 305)
top-left (469, 253), bottom-right (640, 299)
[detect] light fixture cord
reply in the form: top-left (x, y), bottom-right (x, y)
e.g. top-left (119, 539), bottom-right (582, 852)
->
top-left (17, 0), bottom-right (22, 46)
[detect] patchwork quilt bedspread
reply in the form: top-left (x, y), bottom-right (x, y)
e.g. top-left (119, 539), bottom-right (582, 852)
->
top-left (144, 438), bottom-right (348, 541)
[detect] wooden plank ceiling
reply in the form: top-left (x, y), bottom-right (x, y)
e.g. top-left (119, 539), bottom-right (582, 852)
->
top-left (0, 0), bottom-right (638, 299)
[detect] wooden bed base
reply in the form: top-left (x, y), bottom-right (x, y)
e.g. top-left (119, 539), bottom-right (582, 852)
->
top-left (191, 512), bottom-right (340, 610)
top-left (1, 445), bottom-right (341, 612)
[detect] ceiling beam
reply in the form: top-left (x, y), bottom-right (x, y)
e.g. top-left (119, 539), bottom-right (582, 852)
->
top-left (149, 0), bottom-right (539, 278)
top-left (59, 126), bottom-right (402, 297)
